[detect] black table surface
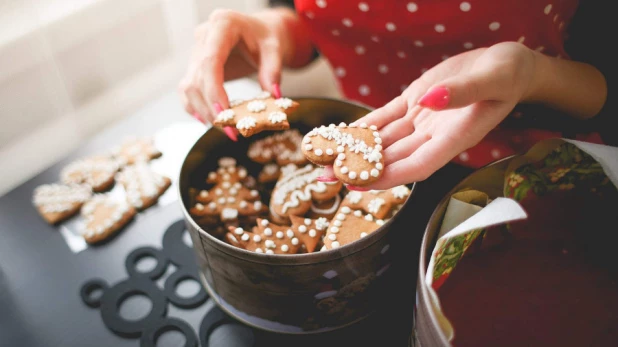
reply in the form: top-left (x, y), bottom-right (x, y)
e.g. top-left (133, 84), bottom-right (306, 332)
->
top-left (0, 90), bottom-right (471, 347)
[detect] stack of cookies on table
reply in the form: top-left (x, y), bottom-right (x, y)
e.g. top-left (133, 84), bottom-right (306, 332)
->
top-left (32, 137), bottom-right (171, 244)
top-left (189, 95), bottom-right (411, 254)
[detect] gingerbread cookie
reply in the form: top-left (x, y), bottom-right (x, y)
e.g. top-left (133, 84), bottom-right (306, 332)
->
top-left (225, 218), bottom-right (302, 255)
top-left (112, 137), bottom-right (161, 166)
top-left (80, 195), bottom-right (136, 244)
top-left (302, 123), bottom-right (384, 186)
top-left (189, 181), bottom-right (264, 223)
top-left (213, 92), bottom-right (299, 137)
top-left (306, 194), bottom-right (341, 220)
top-left (289, 216), bottom-right (329, 253)
top-left (61, 155), bottom-right (120, 192)
top-left (341, 185), bottom-right (410, 219)
top-left (206, 157), bottom-right (249, 185)
top-left (258, 163), bottom-right (281, 183)
top-left (247, 129), bottom-right (307, 165)
top-left (322, 206), bottom-right (385, 250)
top-left (116, 163), bottom-right (171, 210)
top-left (269, 164), bottom-right (343, 224)
top-left (32, 184), bottom-right (92, 224)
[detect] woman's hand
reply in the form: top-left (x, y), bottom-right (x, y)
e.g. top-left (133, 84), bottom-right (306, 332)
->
top-left (341, 42), bottom-right (541, 190)
top-left (179, 8), bottom-right (305, 125)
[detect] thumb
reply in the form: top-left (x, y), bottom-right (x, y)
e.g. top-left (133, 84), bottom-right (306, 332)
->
top-left (418, 71), bottom-right (505, 111)
top-left (257, 39), bottom-right (283, 94)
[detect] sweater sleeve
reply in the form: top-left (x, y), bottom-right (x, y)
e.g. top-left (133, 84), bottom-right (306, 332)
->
top-left (564, 0), bottom-right (617, 146)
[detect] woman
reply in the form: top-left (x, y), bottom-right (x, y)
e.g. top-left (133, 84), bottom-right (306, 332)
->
top-left (179, 0), bottom-right (614, 190)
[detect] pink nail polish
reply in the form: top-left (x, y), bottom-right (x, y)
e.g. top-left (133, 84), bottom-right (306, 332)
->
top-left (316, 176), bottom-right (339, 183)
top-left (346, 185), bottom-right (370, 192)
top-left (272, 84), bottom-right (281, 99)
top-left (213, 103), bottom-right (224, 114)
top-left (418, 86), bottom-right (450, 110)
top-left (223, 126), bottom-right (238, 142)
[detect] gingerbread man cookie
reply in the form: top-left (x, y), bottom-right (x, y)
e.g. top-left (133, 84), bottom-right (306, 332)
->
top-left (112, 137), bottom-right (161, 166)
top-left (341, 185), bottom-right (410, 219)
top-left (61, 155), bottom-right (120, 192)
top-left (289, 216), bottom-right (329, 253)
top-left (322, 206), bottom-right (385, 250)
top-left (213, 92), bottom-right (299, 137)
top-left (116, 163), bottom-right (171, 210)
top-left (302, 123), bottom-right (384, 186)
top-left (189, 181), bottom-right (264, 223)
top-left (225, 218), bottom-right (302, 254)
top-left (247, 129), bottom-right (307, 166)
top-left (269, 164), bottom-right (343, 224)
top-left (32, 184), bottom-right (92, 224)
top-left (80, 195), bottom-right (136, 244)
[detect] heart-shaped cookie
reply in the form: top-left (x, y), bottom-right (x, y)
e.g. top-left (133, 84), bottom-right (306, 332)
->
top-left (81, 195), bottom-right (136, 244)
top-left (61, 155), bottom-right (120, 192)
top-left (213, 92), bottom-right (299, 137)
top-left (302, 123), bottom-right (384, 186)
top-left (116, 163), bottom-right (171, 210)
top-left (322, 206), bottom-right (385, 250)
top-left (341, 185), bottom-right (410, 219)
top-left (32, 184), bottom-right (92, 224)
top-left (247, 129), bottom-right (307, 165)
top-left (269, 164), bottom-right (342, 224)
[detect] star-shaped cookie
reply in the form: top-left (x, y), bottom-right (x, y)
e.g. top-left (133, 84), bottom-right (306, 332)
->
top-left (213, 92), bottom-right (299, 137)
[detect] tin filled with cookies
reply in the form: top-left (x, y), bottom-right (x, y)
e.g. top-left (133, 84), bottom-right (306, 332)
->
top-left (179, 97), bottom-right (417, 334)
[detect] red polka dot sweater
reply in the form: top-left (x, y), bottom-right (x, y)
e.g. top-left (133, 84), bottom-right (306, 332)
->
top-left (269, 0), bottom-right (613, 168)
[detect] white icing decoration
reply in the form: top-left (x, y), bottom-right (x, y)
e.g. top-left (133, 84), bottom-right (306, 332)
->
top-left (266, 249), bottom-right (274, 254)
top-left (305, 144), bottom-right (313, 151)
top-left (328, 234), bottom-right (337, 241)
top-left (264, 228), bottom-right (273, 236)
top-left (370, 125), bottom-right (378, 130)
top-left (247, 100), bottom-right (266, 112)
top-left (326, 148), bottom-right (334, 155)
top-left (236, 117), bottom-right (257, 130)
top-left (360, 232), bottom-right (368, 238)
top-left (276, 231), bottom-right (284, 239)
top-left (255, 248), bottom-right (264, 253)
top-left (309, 229), bottom-right (317, 237)
top-left (341, 167), bottom-right (349, 174)
top-left (272, 165), bottom-right (330, 214)
top-left (341, 206), bottom-right (352, 213)
top-left (286, 229), bottom-right (294, 238)
top-left (196, 203), bottom-right (204, 210)
top-left (364, 214), bottom-right (374, 221)
top-left (241, 233), bottom-right (250, 241)
top-left (314, 149), bottom-right (323, 156)
top-left (377, 219), bottom-right (385, 226)
top-left (222, 208), bottom-right (238, 220)
top-left (274, 98), bottom-right (293, 109)
top-left (336, 213), bottom-right (346, 221)
top-left (368, 198), bottom-right (385, 214)
top-left (256, 91), bottom-right (271, 99)
top-left (371, 169), bottom-right (380, 177)
top-left (268, 111), bottom-right (287, 124)
top-left (334, 220), bottom-right (342, 227)
top-left (354, 210), bottom-right (363, 217)
top-left (261, 219), bottom-right (269, 227)
top-left (265, 240), bottom-right (276, 248)
top-left (33, 184), bottom-right (91, 213)
top-left (315, 217), bottom-right (330, 230)
top-left (348, 171), bottom-right (357, 179)
top-left (310, 194), bottom-right (341, 215)
top-left (253, 235), bottom-right (262, 242)
top-left (291, 238), bottom-right (299, 245)
top-left (216, 109), bottom-right (235, 122)
top-left (330, 226), bottom-right (339, 233)
top-left (298, 225), bottom-right (307, 233)
top-left (331, 241), bottom-right (340, 248)
top-left (376, 163), bottom-right (384, 170)
top-left (281, 244), bottom-right (289, 252)
top-left (392, 186), bottom-right (410, 199)
top-left (360, 171), bottom-right (369, 180)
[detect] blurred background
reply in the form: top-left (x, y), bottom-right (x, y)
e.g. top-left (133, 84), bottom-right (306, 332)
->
top-left (0, 0), bottom-right (341, 196)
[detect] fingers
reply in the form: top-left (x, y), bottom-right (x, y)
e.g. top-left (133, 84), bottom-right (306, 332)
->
top-left (364, 137), bottom-right (458, 190)
top-left (378, 105), bottom-right (421, 148)
top-left (418, 70), bottom-right (506, 111)
top-left (353, 96), bottom-right (407, 130)
top-left (257, 38), bottom-right (283, 95)
top-left (383, 131), bottom-right (432, 166)
top-left (185, 88), bottom-right (212, 123)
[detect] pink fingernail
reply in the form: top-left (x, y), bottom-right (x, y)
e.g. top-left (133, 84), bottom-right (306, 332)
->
top-left (316, 176), bottom-right (339, 183)
top-left (213, 103), bottom-right (224, 114)
top-left (418, 86), bottom-right (450, 110)
top-left (223, 126), bottom-right (238, 142)
top-left (272, 84), bottom-right (281, 99)
top-left (346, 185), bottom-right (370, 192)
top-left (193, 112), bottom-right (205, 124)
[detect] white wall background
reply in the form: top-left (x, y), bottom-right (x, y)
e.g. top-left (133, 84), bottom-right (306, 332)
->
top-left (0, 0), bottom-right (340, 196)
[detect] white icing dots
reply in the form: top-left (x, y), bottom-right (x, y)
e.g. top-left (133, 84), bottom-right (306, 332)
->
top-left (326, 148), bottom-right (334, 155)
top-left (253, 235), bottom-right (262, 242)
top-left (314, 149), bottom-right (323, 156)
top-left (298, 225), bottom-right (307, 233)
top-left (333, 220), bottom-right (342, 227)
top-left (305, 144), bottom-right (313, 151)
top-left (304, 218), bottom-right (311, 225)
top-left (234, 228), bottom-right (244, 235)
top-left (274, 98), bottom-right (293, 109)
top-left (241, 233), bottom-right (250, 241)
top-left (330, 226), bottom-right (339, 234)
top-left (340, 167), bottom-right (349, 174)
top-left (348, 171), bottom-right (357, 179)
top-left (354, 210), bottom-right (363, 217)
top-left (276, 231), bottom-right (284, 239)
top-left (222, 208), bottom-right (238, 220)
top-left (371, 169), bottom-right (380, 177)
top-left (328, 234), bottom-right (337, 241)
top-left (360, 232), bottom-right (368, 238)
top-left (255, 248), bottom-right (263, 253)
top-left (341, 206), bottom-right (352, 214)
top-left (216, 109), bottom-right (235, 122)
top-left (337, 153), bottom-right (346, 160)
top-left (236, 117), bottom-right (257, 130)
top-left (268, 112), bottom-right (287, 124)
top-left (286, 229), bottom-right (294, 238)
top-left (336, 213), bottom-right (346, 221)
top-left (309, 229), bottom-right (317, 237)
top-left (247, 100), bottom-right (266, 113)
top-left (261, 219), bottom-right (269, 227)
top-left (331, 241), bottom-right (340, 248)
top-left (264, 227), bottom-right (273, 236)
top-left (337, 146), bottom-right (345, 153)
top-left (376, 163), bottom-right (384, 170)
top-left (291, 238), bottom-right (299, 245)
top-left (360, 171), bottom-right (369, 180)
top-left (315, 218), bottom-right (329, 230)
top-left (364, 214), bottom-right (374, 221)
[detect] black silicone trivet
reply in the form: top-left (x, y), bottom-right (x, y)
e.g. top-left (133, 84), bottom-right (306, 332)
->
top-left (80, 219), bottom-right (253, 347)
